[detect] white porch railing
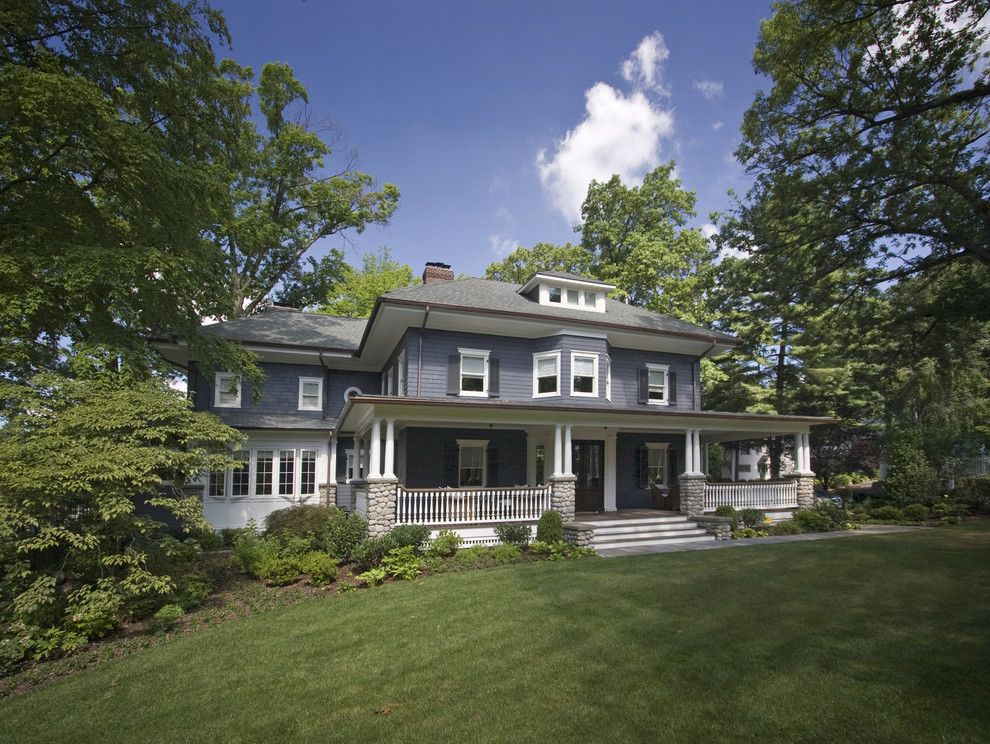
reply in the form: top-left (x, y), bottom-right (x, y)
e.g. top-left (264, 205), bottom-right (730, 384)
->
top-left (396, 485), bottom-right (552, 526)
top-left (704, 480), bottom-right (798, 511)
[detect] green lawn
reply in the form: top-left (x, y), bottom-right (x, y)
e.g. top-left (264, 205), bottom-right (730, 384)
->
top-left (4, 524), bottom-right (989, 743)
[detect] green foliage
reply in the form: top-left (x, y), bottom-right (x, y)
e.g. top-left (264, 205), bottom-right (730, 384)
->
top-left (548, 542), bottom-right (598, 561)
top-left (869, 506), bottom-right (905, 522)
top-left (299, 553), bottom-right (339, 587)
top-left (738, 509), bottom-right (767, 529)
top-left (427, 530), bottom-right (463, 558)
top-left (493, 523), bottom-right (531, 547)
top-left (381, 547), bottom-right (422, 581)
top-left (536, 511), bottom-right (563, 544)
top-left (232, 529), bottom-right (279, 576)
top-left (388, 525), bottom-right (431, 552)
top-left (319, 249), bottom-right (418, 318)
top-left (192, 530), bottom-right (224, 551)
top-left (323, 510), bottom-right (368, 561)
top-left (767, 520), bottom-right (803, 536)
top-left (883, 441), bottom-right (941, 506)
top-left (714, 505), bottom-right (740, 530)
top-left (257, 558), bottom-right (301, 587)
top-left (491, 544), bottom-right (523, 564)
top-left (953, 477), bottom-right (990, 514)
top-left (902, 504), bottom-right (930, 522)
top-left (814, 500), bottom-right (850, 530)
top-left (484, 242), bottom-right (590, 284)
top-left (151, 605), bottom-right (185, 634)
top-left (453, 546), bottom-right (494, 568)
top-left (351, 534), bottom-right (400, 571)
top-left (356, 568), bottom-right (387, 587)
top-left (792, 509), bottom-right (832, 533)
top-left (527, 541), bottom-right (552, 556)
top-left (0, 368), bottom-right (242, 668)
top-left (264, 506), bottom-right (338, 543)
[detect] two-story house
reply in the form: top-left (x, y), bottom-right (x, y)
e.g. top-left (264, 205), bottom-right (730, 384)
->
top-left (156, 263), bottom-right (827, 551)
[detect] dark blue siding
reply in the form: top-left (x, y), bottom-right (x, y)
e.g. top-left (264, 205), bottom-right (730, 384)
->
top-left (403, 427), bottom-right (527, 488)
top-left (616, 433), bottom-right (682, 508)
top-left (326, 370), bottom-right (381, 418)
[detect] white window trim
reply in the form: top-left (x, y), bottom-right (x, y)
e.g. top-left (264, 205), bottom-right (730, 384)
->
top-left (646, 363), bottom-right (670, 406)
top-left (397, 350), bottom-right (406, 396)
top-left (537, 283), bottom-right (605, 312)
top-left (532, 350), bottom-right (561, 398)
top-left (387, 365), bottom-right (396, 396)
top-left (645, 442), bottom-right (670, 487)
top-left (458, 348), bottom-right (490, 398)
top-left (206, 445), bottom-right (325, 500)
top-left (214, 372), bottom-right (241, 408)
top-left (605, 355), bottom-right (612, 401)
top-left (297, 376), bottom-right (323, 411)
top-left (570, 351), bottom-right (599, 397)
top-left (457, 438), bottom-right (488, 487)
top-left (343, 386), bottom-right (362, 402)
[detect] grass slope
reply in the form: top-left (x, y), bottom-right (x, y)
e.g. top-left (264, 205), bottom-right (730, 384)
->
top-left (3, 525), bottom-right (989, 743)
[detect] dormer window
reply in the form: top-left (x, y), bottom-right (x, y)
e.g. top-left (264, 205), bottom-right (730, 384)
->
top-left (548, 287), bottom-right (562, 303)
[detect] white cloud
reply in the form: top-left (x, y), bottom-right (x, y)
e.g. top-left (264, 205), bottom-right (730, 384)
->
top-left (712, 120), bottom-right (724, 131)
top-left (693, 79), bottom-right (724, 100)
top-left (489, 234), bottom-right (519, 257)
top-left (488, 175), bottom-right (503, 194)
top-left (701, 223), bottom-right (718, 240)
top-left (536, 82), bottom-right (674, 222)
top-left (495, 205), bottom-right (513, 221)
top-left (620, 31), bottom-right (670, 95)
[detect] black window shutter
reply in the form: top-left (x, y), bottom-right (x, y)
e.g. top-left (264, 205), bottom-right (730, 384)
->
top-left (638, 367), bottom-right (649, 404)
top-left (487, 444), bottom-right (498, 486)
top-left (444, 443), bottom-right (458, 486)
top-left (488, 357), bottom-right (500, 398)
top-left (668, 371), bottom-right (677, 405)
top-left (446, 355), bottom-right (460, 395)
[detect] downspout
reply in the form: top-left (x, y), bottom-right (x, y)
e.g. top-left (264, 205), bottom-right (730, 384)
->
top-left (319, 350), bottom-right (333, 498)
top-left (417, 305), bottom-right (430, 398)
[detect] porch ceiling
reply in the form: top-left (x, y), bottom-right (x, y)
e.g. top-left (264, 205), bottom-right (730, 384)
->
top-left (336, 395), bottom-right (833, 440)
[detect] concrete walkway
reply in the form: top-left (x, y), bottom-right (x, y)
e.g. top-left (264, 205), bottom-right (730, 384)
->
top-left (597, 524), bottom-right (926, 558)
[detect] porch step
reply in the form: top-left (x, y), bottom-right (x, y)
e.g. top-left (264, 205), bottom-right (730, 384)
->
top-left (594, 534), bottom-right (717, 552)
top-left (591, 526), bottom-right (709, 544)
top-left (583, 515), bottom-right (717, 553)
top-left (581, 515), bottom-right (692, 528)
top-left (588, 520), bottom-right (696, 537)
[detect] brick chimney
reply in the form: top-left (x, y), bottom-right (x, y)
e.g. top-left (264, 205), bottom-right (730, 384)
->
top-left (423, 261), bottom-right (454, 285)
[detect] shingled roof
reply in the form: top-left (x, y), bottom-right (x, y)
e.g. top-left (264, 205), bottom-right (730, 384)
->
top-left (202, 308), bottom-right (366, 351)
top-left (381, 278), bottom-right (736, 344)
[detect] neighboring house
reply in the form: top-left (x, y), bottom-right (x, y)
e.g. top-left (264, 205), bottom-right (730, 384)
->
top-left (722, 442), bottom-right (796, 482)
top-left (156, 264), bottom-right (828, 550)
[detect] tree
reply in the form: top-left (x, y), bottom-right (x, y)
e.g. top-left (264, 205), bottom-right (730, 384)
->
top-left (0, 361), bottom-right (243, 670)
top-left (579, 163), bottom-right (716, 324)
top-left (211, 62), bottom-right (399, 318)
top-left (319, 249), bottom-right (420, 318)
top-left (737, 0), bottom-right (990, 295)
top-left (484, 242), bottom-right (590, 284)
top-left (271, 250), bottom-right (348, 309)
top-left (0, 0), bottom-right (251, 379)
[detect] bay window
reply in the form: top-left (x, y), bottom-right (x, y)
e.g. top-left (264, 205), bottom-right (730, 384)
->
top-left (533, 351), bottom-right (560, 397)
top-left (571, 352), bottom-right (598, 396)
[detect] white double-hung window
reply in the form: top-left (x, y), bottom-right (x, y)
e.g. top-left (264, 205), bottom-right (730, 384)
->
top-left (298, 377), bottom-right (323, 411)
top-left (646, 443), bottom-right (669, 486)
top-left (206, 447), bottom-right (321, 499)
top-left (214, 372), bottom-right (241, 408)
top-left (647, 364), bottom-right (669, 405)
top-left (533, 351), bottom-right (561, 397)
top-left (571, 352), bottom-right (598, 396)
top-left (458, 439), bottom-right (488, 487)
top-left (459, 349), bottom-right (489, 396)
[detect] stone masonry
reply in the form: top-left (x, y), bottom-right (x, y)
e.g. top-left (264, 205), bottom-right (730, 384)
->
top-left (562, 522), bottom-right (595, 547)
top-left (364, 477), bottom-right (398, 538)
top-left (550, 475), bottom-right (576, 522)
top-left (691, 515), bottom-right (732, 540)
top-left (788, 473), bottom-right (815, 509)
top-left (319, 483), bottom-right (337, 508)
top-left (677, 473), bottom-right (707, 517)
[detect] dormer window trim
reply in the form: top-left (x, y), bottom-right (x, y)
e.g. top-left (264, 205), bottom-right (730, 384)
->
top-left (536, 282), bottom-right (606, 313)
top-left (214, 372), bottom-right (241, 408)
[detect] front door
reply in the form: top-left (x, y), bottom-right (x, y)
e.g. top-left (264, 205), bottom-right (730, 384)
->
top-left (573, 440), bottom-right (604, 512)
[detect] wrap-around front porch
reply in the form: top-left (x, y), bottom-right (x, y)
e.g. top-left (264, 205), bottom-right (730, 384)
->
top-left (331, 396), bottom-right (824, 540)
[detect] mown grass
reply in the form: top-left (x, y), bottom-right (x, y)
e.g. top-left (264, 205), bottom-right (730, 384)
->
top-left (3, 524), bottom-right (988, 743)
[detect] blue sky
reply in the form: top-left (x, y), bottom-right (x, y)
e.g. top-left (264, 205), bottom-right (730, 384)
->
top-left (214, 0), bottom-right (774, 278)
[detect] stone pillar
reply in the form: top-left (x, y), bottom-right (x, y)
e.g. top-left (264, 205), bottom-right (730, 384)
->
top-left (677, 473), bottom-right (706, 516)
top-left (364, 476), bottom-right (398, 538)
top-left (550, 474), bottom-right (576, 522)
top-left (788, 473), bottom-right (815, 510)
top-left (319, 482), bottom-right (337, 508)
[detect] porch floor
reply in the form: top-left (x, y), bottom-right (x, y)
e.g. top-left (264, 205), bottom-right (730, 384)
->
top-left (574, 508), bottom-right (681, 521)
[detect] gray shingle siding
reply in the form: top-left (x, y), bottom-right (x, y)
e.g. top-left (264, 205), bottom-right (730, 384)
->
top-left (616, 433), bottom-right (681, 508)
top-left (406, 328), bottom-right (700, 411)
top-left (403, 427), bottom-right (527, 488)
top-left (326, 370), bottom-right (381, 418)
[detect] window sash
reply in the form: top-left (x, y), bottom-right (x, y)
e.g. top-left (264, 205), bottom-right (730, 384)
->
top-left (548, 287), bottom-right (562, 303)
top-left (300, 450), bottom-right (317, 496)
top-left (278, 450), bottom-right (295, 495)
top-left (459, 445), bottom-right (486, 487)
top-left (215, 373), bottom-right (240, 407)
top-left (255, 450), bottom-right (273, 495)
top-left (572, 354), bottom-right (597, 395)
top-left (460, 353), bottom-right (487, 394)
top-left (648, 368), bottom-right (666, 400)
top-left (647, 448), bottom-right (667, 486)
top-left (535, 353), bottom-right (559, 396)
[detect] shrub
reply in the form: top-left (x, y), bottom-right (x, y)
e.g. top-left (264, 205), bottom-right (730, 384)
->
top-left (151, 604), bottom-right (185, 634)
top-left (869, 505), bottom-right (904, 522)
top-left (453, 545), bottom-right (494, 568)
top-left (883, 441), bottom-right (940, 505)
top-left (173, 574), bottom-right (212, 611)
top-left (299, 552), bottom-right (339, 587)
top-left (191, 530), bottom-right (224, 551)
top-left (357, 567), bottom-right (387, 587)
top-left (232, 529), bottom-right (278, 576)
top-left (792, 508), bottom-right (832, 532)
top-left (258, 557), bottom-right (301, 586)
top-left (492, 544), bottom-right (522, 563)
top-left (351, 534), bottom-right (400, 570)
top-left (953, 476), bottom-right (990, 514)
top-left (548, 541), bottom-right (597, 560)
top-left (902, 504), bottom-right (930, 522)
top-left (814, 500), bottom-right (850, 529)
top-left (738, 508), bottom-right (766, 529)
top-left (388, 524), bottom-right (431, 551)
top-left (220, 527), bottom-right (254, 547)
top-left (427, 529), bottom-right (462, 557)
top-left (270, 532), bottom-right (316, 559)
top-left (713, 505), bottom-right (739, 530)
top-left (528, 540), bottom-right (552, 556)
top-left (381, 546), bottom-right (422, 580)
top-left (767, 520), bottom-right (803, 536)
top-left (264, 505), bottom-right (337, 543)
top-left (536, 510), bottom-right (563, 543)
top-left (939, 515), bottom-right (962, 526)
top-left (323, 510), bottom-right (367, 561)
top-left (494, 523), bottom-right (531, 547)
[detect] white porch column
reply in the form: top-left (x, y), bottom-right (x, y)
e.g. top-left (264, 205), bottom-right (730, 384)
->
top-left (730, 444), bottom-right (737, 481)
top-left (368, 418), bottom-right (382, 479)
top-left (383, 419), bottom-right (396, 479)
top-left (604, 432), bottom-right (617, 512)
top-left (802, 432), bottom-right (812, 472)
top-left (553, 424), bottom-right (563, 477)
top-left (683, 430), bottom-right (694, 475)
top-left (328, 434), bottom-right (338, 482)
top-left (692, 430), bottom-right (702, 474)
top-left (356, 435), bottom-right (365, 479)
top-left (563, 425), bottom-right (573, 476)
